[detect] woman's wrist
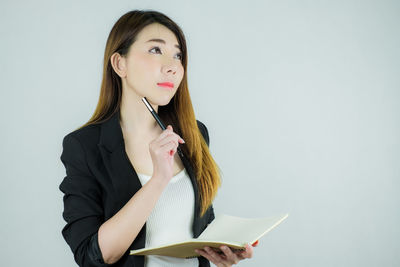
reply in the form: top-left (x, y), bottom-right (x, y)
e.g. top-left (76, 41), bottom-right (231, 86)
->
top-left (150, 172), bottom-right (170, 189)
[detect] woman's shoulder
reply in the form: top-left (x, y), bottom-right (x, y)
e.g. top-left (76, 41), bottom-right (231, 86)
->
top-left (62, 123), bottom-right (101, 151)
top-left (196, 119), bottom-right (209, 146)
top-left (196, 119), bottom-right (207, 129)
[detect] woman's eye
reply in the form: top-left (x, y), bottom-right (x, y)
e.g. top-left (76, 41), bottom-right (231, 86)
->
top-left (149, 47), bottom-right (162, 54)
top-left (176, 53), bottom-right (182, 60)
top-left (149, 47), bottom-right (182, 60)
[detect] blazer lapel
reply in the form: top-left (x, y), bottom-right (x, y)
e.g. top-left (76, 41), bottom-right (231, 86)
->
top-left (97, 109), bottom-right (142, 212)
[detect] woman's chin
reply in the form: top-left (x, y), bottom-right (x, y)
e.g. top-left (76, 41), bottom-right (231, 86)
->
top-left (147, 95), bottom-right (173, 107)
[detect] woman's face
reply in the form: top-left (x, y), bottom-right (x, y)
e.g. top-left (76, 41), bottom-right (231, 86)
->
top-left (118, 23), bottom-right (184, 106)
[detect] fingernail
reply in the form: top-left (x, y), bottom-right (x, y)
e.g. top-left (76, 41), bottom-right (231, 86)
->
top-left (180, 139), bottom-right (185, 143)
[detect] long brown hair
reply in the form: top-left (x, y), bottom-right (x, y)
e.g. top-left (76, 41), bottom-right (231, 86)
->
top-left (77, 10), bottom-right (221, 217)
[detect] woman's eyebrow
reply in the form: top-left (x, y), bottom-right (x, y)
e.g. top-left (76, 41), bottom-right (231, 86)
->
top-left (146, 38), bottom-right (181, 51)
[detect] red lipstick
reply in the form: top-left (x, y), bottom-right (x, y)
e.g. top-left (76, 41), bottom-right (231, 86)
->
top-left (157, 82), bottom-right (174, 88)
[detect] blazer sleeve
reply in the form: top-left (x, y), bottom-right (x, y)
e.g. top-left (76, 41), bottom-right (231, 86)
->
top-left (59, 134), bottom-right (110, 267)
top-left (196, 120), bottom-right (215, 225)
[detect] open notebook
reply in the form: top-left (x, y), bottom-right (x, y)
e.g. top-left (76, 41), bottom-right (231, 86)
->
top-left (130, 213), bottom-right (288, 259)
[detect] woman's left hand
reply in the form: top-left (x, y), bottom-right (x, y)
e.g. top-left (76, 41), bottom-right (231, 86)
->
top-left (195, 241), bottom-right (257, 267)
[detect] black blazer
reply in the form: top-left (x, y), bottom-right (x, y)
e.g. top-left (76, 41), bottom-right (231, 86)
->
top-left (59, 109), bottom-right (215, 267)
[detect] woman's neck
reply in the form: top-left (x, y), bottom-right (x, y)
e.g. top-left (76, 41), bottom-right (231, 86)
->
top-left (119, 89), bottom-right (160, 137)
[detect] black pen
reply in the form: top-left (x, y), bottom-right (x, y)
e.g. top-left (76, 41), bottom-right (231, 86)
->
top-left (141, 97), bottom-right (185, 158)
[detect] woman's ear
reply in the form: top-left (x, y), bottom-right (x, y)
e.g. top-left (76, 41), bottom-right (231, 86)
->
top-left (110, 52), bottom-right (127, 78)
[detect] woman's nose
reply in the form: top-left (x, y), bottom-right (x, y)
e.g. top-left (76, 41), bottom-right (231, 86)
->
top-left (162, 60), bottom-right (178, 75)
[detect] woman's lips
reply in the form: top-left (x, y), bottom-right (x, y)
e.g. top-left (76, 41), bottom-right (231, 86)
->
top-left (157, 82), bottom-right (174, 89)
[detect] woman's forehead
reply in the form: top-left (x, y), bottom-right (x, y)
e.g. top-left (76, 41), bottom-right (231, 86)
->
top-left (136, 23), bottom-right (179, 47)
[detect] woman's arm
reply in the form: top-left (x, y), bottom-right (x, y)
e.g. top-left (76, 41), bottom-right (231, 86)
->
top-left (60, 126), bottom-right (183, 266)
top-left (97, 173), bottom-right (168, 264)
top-left (61, 134), bottom-right (168, 265)
top-left (60, 134), bottom-right (106, 267)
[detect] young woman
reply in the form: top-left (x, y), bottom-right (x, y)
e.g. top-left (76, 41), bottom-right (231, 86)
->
top-left (59, 10), bottom-right (256, 267)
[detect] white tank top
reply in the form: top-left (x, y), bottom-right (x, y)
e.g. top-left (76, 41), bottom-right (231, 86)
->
top-left (137, 168), bottom-right (198, 267)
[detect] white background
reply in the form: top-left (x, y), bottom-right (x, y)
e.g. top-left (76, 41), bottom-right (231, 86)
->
top-left (0, 0), bottom-right (399, 266)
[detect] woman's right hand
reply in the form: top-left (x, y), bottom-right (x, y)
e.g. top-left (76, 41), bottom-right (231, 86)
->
top-left (149, 125), bottom-right (185, 184)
